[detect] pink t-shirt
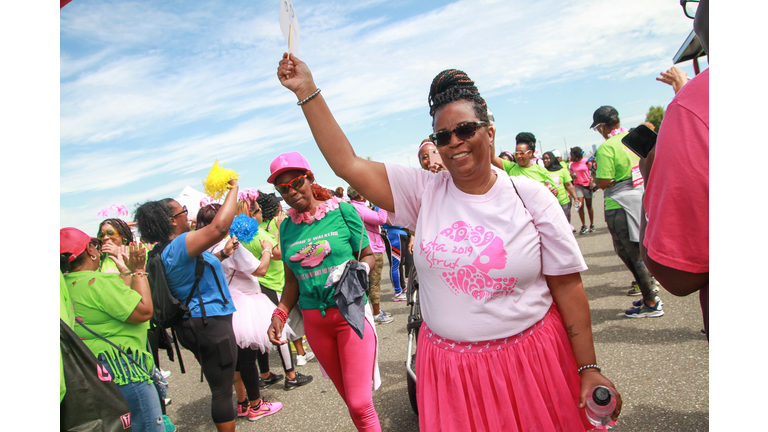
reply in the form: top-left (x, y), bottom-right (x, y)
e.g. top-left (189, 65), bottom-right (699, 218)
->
top-left (386, 164), bottom-right (587, 342)
top-left (569, 159), bottom-right (591, 187)
top-left (643, 68), bottom-right (709, 273)
top-left (350, 200), bottom-right (388, 253)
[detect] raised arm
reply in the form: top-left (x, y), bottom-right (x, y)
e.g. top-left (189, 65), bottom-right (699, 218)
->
top-left (277, 53), bottom-right (394, 212)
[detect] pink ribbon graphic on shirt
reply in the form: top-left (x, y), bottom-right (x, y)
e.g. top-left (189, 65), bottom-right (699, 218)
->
top-left (423, 221), bottom-right (517, 301)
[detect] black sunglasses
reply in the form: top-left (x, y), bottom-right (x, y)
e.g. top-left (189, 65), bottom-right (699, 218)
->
top-left (171, 205), bottom-right (188, 218)
top-left (429, 121), bottom-right (487, 147)
top-left (680, 0), bottom-right (698, 19)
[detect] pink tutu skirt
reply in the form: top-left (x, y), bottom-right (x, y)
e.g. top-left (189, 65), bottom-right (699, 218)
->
top-left (230, 290), bottom-right (291, 353)
top-left (416, 306), bottom-right (598, 432)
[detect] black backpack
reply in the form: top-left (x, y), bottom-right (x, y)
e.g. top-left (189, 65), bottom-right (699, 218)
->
top-left (60, 319), bottom-right (133, 431)
top-left (146, 242), bottom-right (228, 379)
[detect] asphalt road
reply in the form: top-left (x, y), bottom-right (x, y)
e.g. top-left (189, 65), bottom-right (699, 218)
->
top-left (163, 190), bottom-right (708, 431)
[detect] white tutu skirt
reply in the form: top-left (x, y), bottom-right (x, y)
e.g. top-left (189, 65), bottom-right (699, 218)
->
top-left (231, 290), bottom-right (292, 353)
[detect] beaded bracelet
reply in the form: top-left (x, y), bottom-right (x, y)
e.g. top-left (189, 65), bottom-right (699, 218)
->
top-left (297, 88), bottom-right (321, 106)
top-left (271, 308), bottom-right (288, 325)
top-left (131, 271), bottom-right (149, 277)
top-left (577, 364), bottom-right (601, 374)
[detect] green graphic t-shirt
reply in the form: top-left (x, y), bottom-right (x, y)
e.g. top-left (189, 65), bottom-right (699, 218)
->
top-left (548, 166), bottom-right (573, 205)
top-left (64, 271), bottom-right (154, 385)
top-left (595, 132), bottom-right (640, 209)
top-left (243, 228), bottom-right (285, 293)
top-left (280, 202), bottom-right (370, 315)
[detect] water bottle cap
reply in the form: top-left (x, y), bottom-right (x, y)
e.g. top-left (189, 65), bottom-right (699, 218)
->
top-left (593, 387), bottom-right (612, 406)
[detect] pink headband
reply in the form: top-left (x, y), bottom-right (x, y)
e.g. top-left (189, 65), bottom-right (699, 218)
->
top-left (418, 141), bottom-right (435, 156)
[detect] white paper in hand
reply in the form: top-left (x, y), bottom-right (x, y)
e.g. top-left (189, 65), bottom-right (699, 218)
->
top-left (279, 0), bottom-right (300, 57)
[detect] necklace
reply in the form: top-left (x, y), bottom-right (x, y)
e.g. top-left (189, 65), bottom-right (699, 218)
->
top-left (480, 172), bottom-right (496, 194)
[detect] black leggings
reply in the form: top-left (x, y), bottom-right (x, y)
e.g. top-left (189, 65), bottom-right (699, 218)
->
top-left (235, 347), bottom-right (261, 402)
top-left (174, 314), bottom-right (238, 424)
top-left (605, 208), bottom-right (656, 303)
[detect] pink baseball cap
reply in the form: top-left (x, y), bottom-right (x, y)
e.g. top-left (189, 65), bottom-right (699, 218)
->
top-left (60, 227), bottom-right (95, 262)
top-left (267, 152), bottom-right (311, 184)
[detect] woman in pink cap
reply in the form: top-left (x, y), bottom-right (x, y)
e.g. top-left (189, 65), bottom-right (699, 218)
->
top-left (266, 152), bottom-right (382, 431)
top-left (276, 53), bottom-right (621, 432)
top-left (60, 228), bottom-right (163, 432)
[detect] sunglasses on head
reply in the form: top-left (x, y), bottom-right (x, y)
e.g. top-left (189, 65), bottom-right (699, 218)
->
top-left (429, 121), bottom-right (487, 147)
top-left (274, 175), bottom-right (307, 194)
top-left (97, 229), bottom-right (120, 239)
top-left (171, 205), bottom-right (188, 218)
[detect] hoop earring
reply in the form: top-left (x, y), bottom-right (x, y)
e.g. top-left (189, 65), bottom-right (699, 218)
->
top-left (90, 255), bottom-right (98, 261)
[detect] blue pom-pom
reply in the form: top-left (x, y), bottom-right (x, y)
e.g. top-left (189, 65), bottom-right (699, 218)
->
top-left (229, 214), bottom-right (259, 244)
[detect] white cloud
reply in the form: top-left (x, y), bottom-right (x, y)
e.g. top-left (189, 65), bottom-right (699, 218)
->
top-left (61, 0), bottom-right (696, 229)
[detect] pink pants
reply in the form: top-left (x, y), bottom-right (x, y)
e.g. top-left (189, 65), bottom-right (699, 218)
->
top-left (302, 308), bottom-right (381, 432)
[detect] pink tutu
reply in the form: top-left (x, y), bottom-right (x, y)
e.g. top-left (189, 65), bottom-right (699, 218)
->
top-left (416, 306), bottom-right (599, 432)
top-left (230, 289), bottom-right (291, 353)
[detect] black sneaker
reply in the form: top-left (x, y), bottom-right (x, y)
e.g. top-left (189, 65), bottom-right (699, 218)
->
top-left (284, 372), bottom-right (313, 390)
top-left (259, 372), bottom-right (284, 389)
top-left (579, 225), bottom-right (588, 235)
top-left (588, 225), bottom-right (595, 232)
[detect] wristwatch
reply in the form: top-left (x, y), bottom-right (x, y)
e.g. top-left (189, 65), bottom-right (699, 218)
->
top-left (219, 249), bottom-right (230, 259)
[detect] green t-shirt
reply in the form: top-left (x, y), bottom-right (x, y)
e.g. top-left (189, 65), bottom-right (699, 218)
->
top-left (547, 166), bottom-right (573, 205)
top-left (260, 219), bottom-right (280, 236)
top-left (64, 271), bottom-right (154, 385)
top-left (595, 132), bottom-right (640, 210)
top-left (279, 202), bottom-right (370, 315)
top-left (502, 159), bottom-right (557, 188)
top-left (243, 228), bottom-right (285, 292)
top-left (60, 272), bottom-right (75, 402)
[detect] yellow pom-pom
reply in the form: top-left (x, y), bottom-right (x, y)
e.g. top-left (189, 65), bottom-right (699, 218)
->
top-left (202, 159), bottom-right (239, 200)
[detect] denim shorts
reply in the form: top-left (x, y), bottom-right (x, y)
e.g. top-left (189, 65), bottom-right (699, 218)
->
top-left (99, 355), bottom-right (165, 432)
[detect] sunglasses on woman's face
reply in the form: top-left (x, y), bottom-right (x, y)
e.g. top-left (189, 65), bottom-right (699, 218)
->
top-left (274, 175), bottom-right (307, 194)
top-left (429, 121), bottom-right (487, 147)
top-left (171, 205), bottom-right (188, 218)
top-left (97, 229), bottom-right (120, 239)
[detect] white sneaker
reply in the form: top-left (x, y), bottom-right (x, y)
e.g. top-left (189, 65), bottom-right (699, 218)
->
top-left (160, 369), bottom-right (172, 379)
top-left (296, 351), bottom-right (315, 366)
top-left (164, 398), bottom-right (172, 406)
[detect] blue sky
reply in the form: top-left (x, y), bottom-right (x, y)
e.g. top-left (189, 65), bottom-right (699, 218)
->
top-left (59, 0), bottom-right (705, 232)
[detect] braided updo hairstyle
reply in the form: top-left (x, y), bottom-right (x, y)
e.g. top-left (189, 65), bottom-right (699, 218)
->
top-left (256, 192), bottom-right (281, 222)
top-left (428, 69), bottom-right (490, 125)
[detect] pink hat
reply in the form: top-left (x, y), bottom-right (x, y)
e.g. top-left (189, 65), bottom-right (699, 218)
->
top-left (60, 227), bottom-right (95, 262)
top-left (267, 152), bottom-right (311, 184)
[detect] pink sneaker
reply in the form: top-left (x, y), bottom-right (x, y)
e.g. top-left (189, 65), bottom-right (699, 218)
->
top-left (236, 400), bottom-right (249, 417)
top-left (248, 401), bottom-right (283, 421)
top-left (300, 240), bottom-right (332, 269)
top-left (290, 244), bottom-right (316, 262)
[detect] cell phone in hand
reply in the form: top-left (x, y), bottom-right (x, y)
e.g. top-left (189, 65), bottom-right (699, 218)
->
top-left (428, 149), bottom-right (443, 167)
top-left (621, 124), bottom-right (657, 159)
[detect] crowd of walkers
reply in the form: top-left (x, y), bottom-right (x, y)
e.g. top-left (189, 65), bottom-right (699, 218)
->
top-left (60, 2), bottom-right (708, 430)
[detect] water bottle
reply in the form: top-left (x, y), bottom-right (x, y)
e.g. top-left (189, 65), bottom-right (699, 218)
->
top-left (585, 386), bottom-right (616, 427)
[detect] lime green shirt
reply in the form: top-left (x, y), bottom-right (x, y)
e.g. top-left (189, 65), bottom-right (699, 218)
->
top-left (60, 272), bottom-right (75, 402)
top-left (502, 160), bottom-right (557, 187)
top-left (547, 166), bottom-right (573, 205)
top-left (595, 132), bottom-right (640, 209)
top-left (64, 271), bottom-right (154, 385)
top-left (244, 229), bottom-right (285, 292)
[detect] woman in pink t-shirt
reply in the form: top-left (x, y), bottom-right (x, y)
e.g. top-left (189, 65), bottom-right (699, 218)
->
top-left (570, 147), bottom-right (596, 234)
top-left (276, 53), bottom-right (621, 432)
